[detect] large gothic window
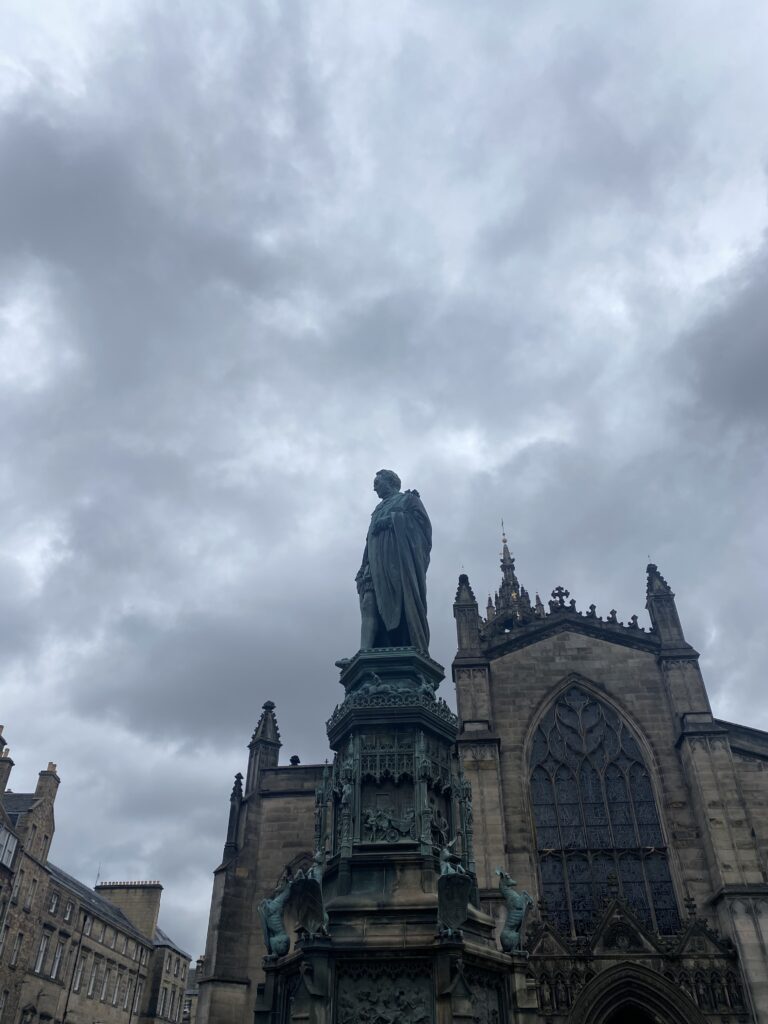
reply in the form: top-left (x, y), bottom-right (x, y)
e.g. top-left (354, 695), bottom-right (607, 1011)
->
top-left (530, 685), bottom-right (681, 937)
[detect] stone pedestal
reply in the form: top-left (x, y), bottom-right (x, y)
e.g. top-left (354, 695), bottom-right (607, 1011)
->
top-left (253, 647), bottom-right (517, 1024)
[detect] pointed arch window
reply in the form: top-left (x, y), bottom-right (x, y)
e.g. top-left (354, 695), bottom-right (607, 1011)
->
top-left (530, 685), bottom-right (680, 937)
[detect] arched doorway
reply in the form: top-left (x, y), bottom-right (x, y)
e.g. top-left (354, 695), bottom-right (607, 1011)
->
top-left (568, 964), bottom-right (706, 1024)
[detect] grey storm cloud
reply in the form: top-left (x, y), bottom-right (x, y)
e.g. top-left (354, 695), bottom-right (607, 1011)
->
top-left (1, 0), bottom-right (767, 957)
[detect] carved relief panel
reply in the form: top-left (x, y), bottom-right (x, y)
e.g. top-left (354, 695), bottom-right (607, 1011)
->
top-left (335, 960), bottom-right (433, 1024)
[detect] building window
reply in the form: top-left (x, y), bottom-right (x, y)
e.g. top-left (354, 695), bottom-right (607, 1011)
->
top-left (166, 952), bottom-right (172, 972)
top-left (0, 989), bottom-right (7, 1022)
top-left (0, 828), bottom-right (17, 868)
top-left (50, 940), bottom-right (65, 980)
top-left (133, 980), bottom-right (144, 1015)
top-left (0, 925), bottom-right (8, 957)
top-left (140, 946), bottom-right (148, 965)
top-left (73, 954), bottom-right (87, 992)
top-left (42, 834), bottom-right (49, 859)
top-left (9, 932), bottom-right (23, 967)
top-left (34, 933), bottom-right (50, 974)
top-left (174, 956), bottom-right (179, 976)
top-left (23, 877), bottom-right (38, 911)
top-left (530, 685), bottom-right (681, 938)
top-left (94, 920), bottom-right (104, 942)
top-left (87, 960), bottom-right (99, 997)
top-left (83, 914), bottom-right (92, 936)
top-left (48, 891), bottom-right (60, 915)
top-left (101, 966), bottom-right (112, 1001)
top-left (123, 975), bottom-right (132, 1010)
top-left (170, 987), bottom-right (177, 1020)
top-left (63, 900), bottom-right (73, 923)
top-left (11, 870), bottom-right (23, 904)
top-left (112, 970), bottom-right (121, 1005)
top-left (127, 939), bottom-right (135, 959)
top-left (158, 985), bottom-right (168, 1016)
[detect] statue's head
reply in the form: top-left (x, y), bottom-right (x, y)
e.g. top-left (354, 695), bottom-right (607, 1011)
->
top-left (373, 469), bottom-right (401, 498)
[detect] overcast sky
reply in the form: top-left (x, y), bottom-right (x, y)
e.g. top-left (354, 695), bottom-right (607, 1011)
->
top-left (1, 0), bottom-right (767, 959)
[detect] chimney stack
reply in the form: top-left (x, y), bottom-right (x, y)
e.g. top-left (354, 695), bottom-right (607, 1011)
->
top-left (96, 881), bottom-right (164, 939)
top-left (35, 762), bottom-right (61, 804)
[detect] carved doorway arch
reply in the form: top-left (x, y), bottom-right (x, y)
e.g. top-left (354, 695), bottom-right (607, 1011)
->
top-left (568, 964), bottom-right (707, 1024)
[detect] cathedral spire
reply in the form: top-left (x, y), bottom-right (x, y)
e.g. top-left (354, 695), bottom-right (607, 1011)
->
top-left (500, 522), bottom-right (517, 582)
top-left (495, 525), bottom-right (532, 623)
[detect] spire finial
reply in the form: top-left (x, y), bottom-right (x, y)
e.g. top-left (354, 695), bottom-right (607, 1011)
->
top-left (500, 520), bottom-right (513, 565)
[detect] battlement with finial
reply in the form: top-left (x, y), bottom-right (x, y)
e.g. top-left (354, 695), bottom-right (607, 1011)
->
top-left (454, 539), bottom-right (696, 659)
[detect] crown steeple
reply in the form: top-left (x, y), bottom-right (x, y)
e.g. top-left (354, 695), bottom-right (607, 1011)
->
top-left (494, 525), bottom-right (533, 624)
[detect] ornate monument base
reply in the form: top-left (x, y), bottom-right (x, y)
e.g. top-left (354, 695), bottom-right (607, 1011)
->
top-left (253, 647), bottom-right (530, 1024)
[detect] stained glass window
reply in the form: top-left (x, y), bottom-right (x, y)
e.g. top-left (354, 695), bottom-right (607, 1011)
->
top-left (529, 685), bottom-right (680, 937)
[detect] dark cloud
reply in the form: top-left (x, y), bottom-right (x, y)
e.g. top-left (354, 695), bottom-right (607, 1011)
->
top-left (1, 0), bottom-right (767, 958)
top-left (679, 239), bottom-right (768, 430)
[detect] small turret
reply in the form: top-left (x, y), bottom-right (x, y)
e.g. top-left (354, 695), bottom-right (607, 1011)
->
top-left (245, 701), bottom-right (282, 793)
top-left (454, 574), bottom-right (481, 652)
top-left (223, 773), bottom-right (244, 860)
top-left (0, 727), bottom-right (13, 795)
top-left (646, 563), bottom-right (686, 647)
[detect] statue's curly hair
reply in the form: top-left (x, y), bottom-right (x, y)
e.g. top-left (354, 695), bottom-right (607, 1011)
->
top-left (375, 469), bottom-right (401, 491)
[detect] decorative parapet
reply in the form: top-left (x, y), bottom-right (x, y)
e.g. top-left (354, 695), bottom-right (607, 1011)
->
top-left (477, 585), bottom-right (660, 658)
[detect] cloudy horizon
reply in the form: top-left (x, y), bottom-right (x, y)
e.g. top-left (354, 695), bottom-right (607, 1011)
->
top-left (1, 0), bottom-right (767, 958)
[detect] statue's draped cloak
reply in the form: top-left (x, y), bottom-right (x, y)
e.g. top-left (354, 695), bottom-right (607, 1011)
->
top-left (363, 489), bottom-right (431, 651)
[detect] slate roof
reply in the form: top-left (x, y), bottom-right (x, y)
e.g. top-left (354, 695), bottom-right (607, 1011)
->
top-left (1, 793), bottom-right (36, 826)
top-left (154, 924), bottom-right (191, 960)
top-left (47, 862), bottom-right (151, 946)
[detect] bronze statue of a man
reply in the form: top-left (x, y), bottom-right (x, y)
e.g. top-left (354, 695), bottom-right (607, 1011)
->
top-left (356, 470), bottom-right (431, 652)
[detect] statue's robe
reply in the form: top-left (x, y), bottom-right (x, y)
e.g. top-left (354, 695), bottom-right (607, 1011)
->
top-left (360, 489), bottom-right (431, 651)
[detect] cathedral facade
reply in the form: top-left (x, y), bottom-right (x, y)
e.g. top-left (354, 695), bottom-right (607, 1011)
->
top-left (198, 543), bottom-right (768, 1023)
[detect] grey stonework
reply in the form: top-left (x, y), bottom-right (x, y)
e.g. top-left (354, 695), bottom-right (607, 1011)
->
top-left (0, 741), bottom-right (190, 1024)
top-left (198, 551), bottom-right (767, 1023)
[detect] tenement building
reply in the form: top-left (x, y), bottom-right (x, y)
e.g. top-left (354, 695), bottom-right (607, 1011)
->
top-left (198, 474), bottom-right (768, 1024)
top-left (0, 738), bottom-right (190, 1024)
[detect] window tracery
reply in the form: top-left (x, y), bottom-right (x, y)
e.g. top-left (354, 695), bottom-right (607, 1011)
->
top-left (530, 686), bottom-right (680, 937)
